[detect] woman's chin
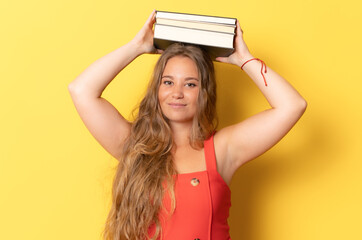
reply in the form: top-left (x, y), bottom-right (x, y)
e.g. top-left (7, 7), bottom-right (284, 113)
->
top-left (165, 116), bottom-right (194, 124)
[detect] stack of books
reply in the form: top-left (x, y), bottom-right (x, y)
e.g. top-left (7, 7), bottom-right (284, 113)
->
top-left (153, 10), bottom-right (236, 60)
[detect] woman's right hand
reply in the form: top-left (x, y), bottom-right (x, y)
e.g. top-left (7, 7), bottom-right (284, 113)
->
top-left (130, 9), bottom-right (164, 55)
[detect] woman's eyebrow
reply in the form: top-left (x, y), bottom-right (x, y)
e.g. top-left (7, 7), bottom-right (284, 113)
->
top-left (161, 75), bottom-right (199, 81)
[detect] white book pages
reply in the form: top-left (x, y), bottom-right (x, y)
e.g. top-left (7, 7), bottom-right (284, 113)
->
top-left (154, 24), bottom-right (234, 48)
top-left (156, 11), bottom-right (236, 25)
top-left (156, 18), bottom-right (235, 34)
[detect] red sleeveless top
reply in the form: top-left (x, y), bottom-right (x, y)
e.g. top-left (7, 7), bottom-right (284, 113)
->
top-left (148, 133), bottom-right (232, 240)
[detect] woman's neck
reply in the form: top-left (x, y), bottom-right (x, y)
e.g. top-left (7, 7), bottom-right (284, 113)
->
top-left (170, 122), bottom-right (192, 148)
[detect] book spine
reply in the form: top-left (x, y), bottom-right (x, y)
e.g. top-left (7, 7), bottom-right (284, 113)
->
top-left (154, 24), bottom-right (234, 48)
top-left (155, 23), bottom-right (235, 36)
top-left (156, 17), bottom-right (236, 27)
top-left (155, 10), bottom-right (236, 25)
top-left (153, 38), bottom-right (234, 60)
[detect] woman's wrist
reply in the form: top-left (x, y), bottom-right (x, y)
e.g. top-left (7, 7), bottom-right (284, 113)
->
top-left (239, 56), bottom-right (269, 87)
top-left (235, 53), bottom-right (254, 68)
top-left (129, 41), bottom-right (142, 57)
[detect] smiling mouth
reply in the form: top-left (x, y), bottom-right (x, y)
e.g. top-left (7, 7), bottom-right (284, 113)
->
top-left (168, 103), bottom-right (187, 107)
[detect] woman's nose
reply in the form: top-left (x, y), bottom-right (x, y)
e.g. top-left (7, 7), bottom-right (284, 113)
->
top-left (172, 85), bottom-right (184, 98)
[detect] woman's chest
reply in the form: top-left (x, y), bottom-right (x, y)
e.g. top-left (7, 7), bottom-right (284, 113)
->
top-left (157, 172), bottom-right (212, 239)
top-left (172, 147), bottom-right (206, 174)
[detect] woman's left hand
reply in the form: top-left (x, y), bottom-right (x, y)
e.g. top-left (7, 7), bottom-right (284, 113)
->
top-left (130, 9), bottom-right (164, 55)
top-left (215, 19), bottom-right (253, 67)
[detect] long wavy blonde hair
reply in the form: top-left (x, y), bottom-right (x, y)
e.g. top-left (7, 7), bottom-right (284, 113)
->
top-left (101, 43), bottom-right (217, 240)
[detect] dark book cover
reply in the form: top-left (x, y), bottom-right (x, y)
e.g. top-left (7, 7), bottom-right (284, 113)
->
top-left (154, 38), bottom-right (234, 61)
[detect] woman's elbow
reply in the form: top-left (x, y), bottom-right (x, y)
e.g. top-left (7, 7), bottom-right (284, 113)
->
top-left (295, 97), bottom-right (308, 117)
top-left (283, 97), bottom-right (307, 117)
top-left (299, 97), bottom-right (307, 111)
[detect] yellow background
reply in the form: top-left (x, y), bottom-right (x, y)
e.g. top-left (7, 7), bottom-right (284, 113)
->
top-left (1, 0), bottom-right (361, 239)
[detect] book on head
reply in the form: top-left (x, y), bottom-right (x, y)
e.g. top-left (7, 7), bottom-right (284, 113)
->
top-left (153, 10), bottom-right (237, 60)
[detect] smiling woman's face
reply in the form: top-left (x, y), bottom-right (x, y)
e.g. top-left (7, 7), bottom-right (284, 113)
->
top-left (158, 56), bottom-right (200, 124)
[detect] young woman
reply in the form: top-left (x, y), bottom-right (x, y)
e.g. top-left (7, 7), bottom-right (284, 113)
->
top-left (68, 9), bottom-right (307, 240)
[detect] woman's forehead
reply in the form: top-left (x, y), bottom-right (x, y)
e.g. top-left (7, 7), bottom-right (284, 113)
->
top-left (162, 57), bottom-right (199, 78)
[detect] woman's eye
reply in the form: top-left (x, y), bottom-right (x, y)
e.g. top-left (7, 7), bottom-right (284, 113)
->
top-left (163, 80), bottom-right (172, 85)
top-left (186, 83), bottom-right (197, 87)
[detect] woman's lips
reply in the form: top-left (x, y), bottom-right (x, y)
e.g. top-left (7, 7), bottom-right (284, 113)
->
top-left (168, 103), bottom-right (187, 108)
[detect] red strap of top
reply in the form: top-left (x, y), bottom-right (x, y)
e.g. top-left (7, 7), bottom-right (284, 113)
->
top-left (240, 58), bottom-right (268, 87)
top-left (204, 132), bottom-right (217, 172)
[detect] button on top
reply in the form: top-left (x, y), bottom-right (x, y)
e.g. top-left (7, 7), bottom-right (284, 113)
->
top-left (190, 178), bottom-right (200, 186)
top-left (194, 238), bottom-right (200, 240)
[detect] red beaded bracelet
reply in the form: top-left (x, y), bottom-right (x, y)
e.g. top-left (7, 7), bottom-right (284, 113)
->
top-left (240, 58), bottom-right (268, 86)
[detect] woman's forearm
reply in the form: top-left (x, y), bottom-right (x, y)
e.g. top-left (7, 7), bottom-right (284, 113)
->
top-left (236, 56), bottom-right (307, 111)
top-left (68, 40), bottom-right (143, 98)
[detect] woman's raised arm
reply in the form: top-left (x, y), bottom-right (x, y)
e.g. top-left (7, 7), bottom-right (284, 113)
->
top-left (215, 20), bottom-right (307, 178)
top-left (68, 10), bottom-right (162, 160)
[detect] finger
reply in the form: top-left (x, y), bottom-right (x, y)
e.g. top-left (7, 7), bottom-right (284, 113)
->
top-left (156, 49), bottom-right (164, 54)
top-left (215, 57), bottom-right (228, 63)
top-left (236, 19), bottom-right (243, 36)
top-left (146, 9), bottom-right (156, 26)
top-left (148, 9), bottom-right (156, 21)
